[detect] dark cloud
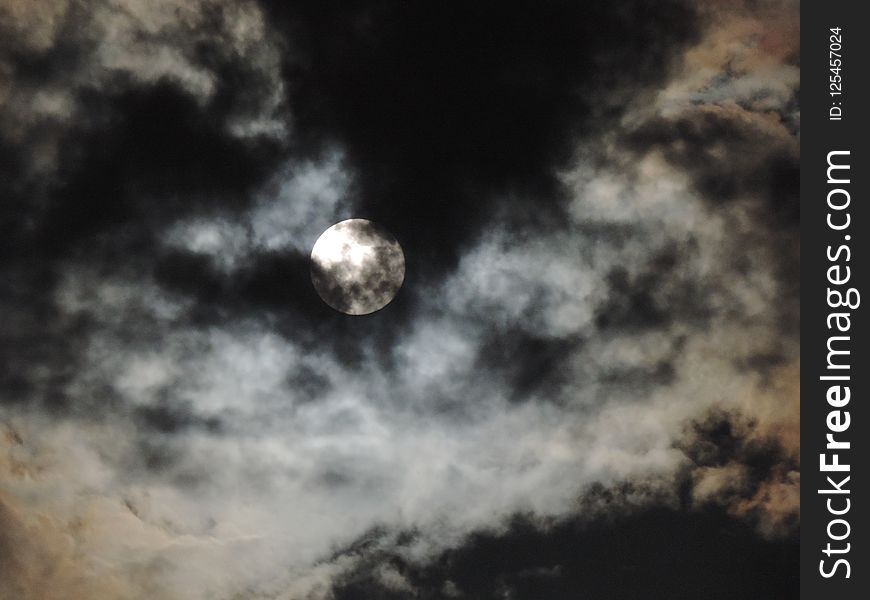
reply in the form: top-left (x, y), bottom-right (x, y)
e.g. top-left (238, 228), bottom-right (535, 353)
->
top-left (624, 108), bottom-right (799, 229)
top-left (330, 506), bottom-right (798, 600)
top-left (0, 263), bottom-right (92, 411)
top-left (134, 396), bottom-right (223, 435)
top-left (265, 0), bottom-right (699, 277)
top-left (153, 248), bottom-right (325, 320)
top-left (36, 80), bottom-right (284, 258)
top-left (474, 330), bottom-right (583, 403)
top-left (150, 246), bottom-right (415, 374)
top-left (677, 409), bottom-right (800, 534)
top-left (594, 242), bottom-right (711, 333)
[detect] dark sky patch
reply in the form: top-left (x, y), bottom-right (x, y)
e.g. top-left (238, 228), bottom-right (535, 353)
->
top-left (474, 330), bottom-right (583, 403)
top-left (679, 410), bottom-right (797, 481)
top-left (134, 395), bottom-right (223, 435)
top-left (331, 506), bottom-right (798, 600)
top-left (37, 81), bottom-right (284, 258)
top-left (594, 242), bottom-right (711, 333)
top-left (266, 0), bottom-right (699, 278)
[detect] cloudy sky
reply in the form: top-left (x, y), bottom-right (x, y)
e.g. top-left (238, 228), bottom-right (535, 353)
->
top-left (1, 1), bottom-right (799, 598)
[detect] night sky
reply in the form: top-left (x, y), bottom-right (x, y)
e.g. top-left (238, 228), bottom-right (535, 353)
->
top-left (1, 1), bottom-right (799, 598)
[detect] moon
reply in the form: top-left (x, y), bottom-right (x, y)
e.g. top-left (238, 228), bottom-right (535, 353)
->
top-left (310, 219), bottom-right (405, 315)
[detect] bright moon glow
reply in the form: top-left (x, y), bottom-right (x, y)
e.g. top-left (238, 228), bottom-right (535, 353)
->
top-left (310, 219), bottom-right (405, 315)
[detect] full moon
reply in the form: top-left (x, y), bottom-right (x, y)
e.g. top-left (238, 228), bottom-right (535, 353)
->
top-left (310, 219), bottom-right (405, 315)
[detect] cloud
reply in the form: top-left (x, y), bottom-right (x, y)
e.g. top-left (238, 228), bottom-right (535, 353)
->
top-left (0, 0), bottom-right (285, 139)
